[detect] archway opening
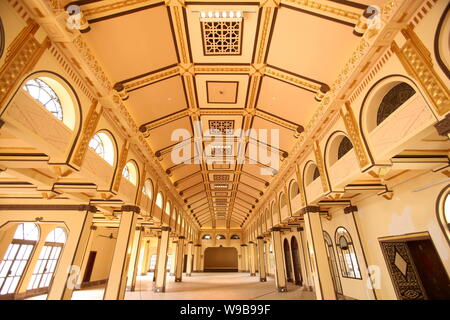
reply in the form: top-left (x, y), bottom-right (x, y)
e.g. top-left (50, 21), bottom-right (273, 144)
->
top-left (204, 247), bottom-right (238, 272)
top-left (283, 239), bottom-right (293, 282)
top-left (290, 237), bottom-right (302, 286)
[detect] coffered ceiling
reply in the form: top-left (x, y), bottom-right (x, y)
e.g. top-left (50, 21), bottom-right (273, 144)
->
top-left (68, 0), bottom-right (381, 229)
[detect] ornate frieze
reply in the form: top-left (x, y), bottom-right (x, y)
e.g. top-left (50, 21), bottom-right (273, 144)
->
top-left (313, 141), bottom-right (330, 194)
top-left (340, 102), bottom-right (370, 168)
top-left (0, 20), bottom-right (50, 112)
top-left (391, 26), bottom-right (450, 116)
top-left (112, 141), bottom-right (130, 193)
top-left (72, 100), bottom-right (102, 167)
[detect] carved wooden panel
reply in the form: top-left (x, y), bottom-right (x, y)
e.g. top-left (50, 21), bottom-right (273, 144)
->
top-left (329, 151), bottom-right (359, 187)
top-left (82, 148), bottom-right (114, 190)
top-left (370, 95), bottom-right (435, 159)
top-left (380, 241), bottom-right (427, 300)
top-left (4, 92), bottom-right (72, 156)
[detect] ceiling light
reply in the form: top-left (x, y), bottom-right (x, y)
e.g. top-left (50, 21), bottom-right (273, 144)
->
top-left (208, 11), bottom-right (213, 18)
top-left (201, 11), bottom-right (206, 18)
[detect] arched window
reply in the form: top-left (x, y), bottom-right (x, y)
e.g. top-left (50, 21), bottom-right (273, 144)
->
top-left (165, 201), bottom-right (171, 215)
top-left (0, 223), bottom-right (39, 296)
top-left (437, 185), bottom-right (450, 243)
top-left (122, 161), bottom-right (138, 186)
top-left (216, 234), bottom-right (226, 240)
top-left (28, 227), bottom-right (67, 290)
top-left (337, 136), bottom-right (353, 160)
top-left (156, 192), bottom-right (163, 209)
top-left (312, 167), bottom-right (320, 181)
top-left (279, 192), bottom-right (287, 209)
top-left (335, 227), bottom-right (361, 279)
top-left (89, 132), bottom-right (115, 165)
top-left (230, 234), bottom-right (240, 239)
top-left (290, 180), bottom-right (300, 199)
top-left (324, 231), bottom-right (343, 295)
top-left (376, 82), bottom-right (416, 125)
top-left (23, 78), bottom-right (63, 121)
top-left (142, 179), bottom-right (153, 199)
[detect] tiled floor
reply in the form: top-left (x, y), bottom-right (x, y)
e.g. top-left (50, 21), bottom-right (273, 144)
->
top-left (28, 272), bottom-right (316, 300)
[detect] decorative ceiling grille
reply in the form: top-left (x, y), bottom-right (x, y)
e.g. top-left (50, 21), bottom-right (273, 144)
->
top-left (202, 20), bottom-right (242, 55)
top-left (209, 120), bottom-right (235, 135)
top-left (213, 174), bottom-right (230, 181)
top-left (211, 145), bottom-right (232, 156)
top-left (213, 184), bottom-right (228, 189)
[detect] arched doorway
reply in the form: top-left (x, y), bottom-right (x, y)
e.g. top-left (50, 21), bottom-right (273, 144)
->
top-left (283, 239), bottom-right (293, 282)
top-left (323, 231), bottom-right (343, 296)
top-left (290, 237), bottom-right (303, 286)
top-left (204, 247), bottom-right (238, 272)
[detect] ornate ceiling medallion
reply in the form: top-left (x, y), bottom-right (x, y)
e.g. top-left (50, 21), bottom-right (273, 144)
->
top-left (200, 11), bottom-right (243, 56)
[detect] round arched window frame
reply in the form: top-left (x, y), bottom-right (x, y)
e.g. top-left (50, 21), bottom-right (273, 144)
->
top-left (437, 184), bottom-right (450, 245)
top-left (142, 179), bottom-right (154, 199)
top-left (89, 131), bottom-right (115, 165)
top-left (155, 192), bottom-right (164, 209)
top-left (335, 227), bottom-right (361, 279)
top-left (21, 75), bottom-right (78, 130)
top-left (122, 160), bottom-right (138, 186)
top-left (202, 234), bottom-right (211, 240)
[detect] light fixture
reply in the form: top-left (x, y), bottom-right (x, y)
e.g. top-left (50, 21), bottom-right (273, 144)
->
top-left (199, 10), bottom-right (244, 20)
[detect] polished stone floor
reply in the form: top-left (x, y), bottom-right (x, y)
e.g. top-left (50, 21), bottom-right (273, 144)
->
top-left (28, 272), bottom-right (316, 300)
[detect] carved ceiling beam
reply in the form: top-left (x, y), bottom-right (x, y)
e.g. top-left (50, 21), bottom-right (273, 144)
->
top-left (139, 110), bottom-right (189, 138)
top-left (69, 0), bottom-right (164, 23)
top-left (265, 65), bottom-right (330, 101)
top-left (113, 64), bottom-right (180, 99)
top-left (240, 171), bottom-right (269, 186)
top-left (173, 170), bottom-right (202, 186)
top-left (254, 109), bottom-right (304, 133)
top-left (279, 0), bottom-right (363, 26)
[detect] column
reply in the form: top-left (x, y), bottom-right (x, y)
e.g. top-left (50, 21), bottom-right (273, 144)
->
top-left (240, 244), bottom-right (248, 272)
top-left (304, 211), bottom-right (336, 300)
top-left (140, 239), bottom-right (151, 275)
top-left (48, 207), bottom-right (95, 300)
top-left (153, 236), bottom-right (162, 282)
top-left (265, 240), bottom-right (272, 276)
top-left (126, 226), bottom-right (143, 291)
top-left (193, 244), bottom-right (201, 272)
top-left (103, 209), bottom-right (138, 300)
top-left (154, 227), bottom-right (171, 292)
top-left (174, 236), bottom-right (185, 282)
top-left (296, 227), bottom-right (313, 290)
top-left (257, 236), bottom-right (267, 282)
top-left (185, 241), bottom-right (193, 276)
top-left (170, 240), bottom-right (177, 276)
top-left (271, 227), bottom-right (287, 292)
top-left (248, 241), bottom-right (256, 276)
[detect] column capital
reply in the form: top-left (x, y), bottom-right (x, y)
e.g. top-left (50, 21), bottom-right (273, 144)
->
top-left (435, 113), bottom-right (450, 136)
top-left (257, 236), bottom-right (264, 239)
top-left (248, 241), bottom-right (255, 244)
top-left (161, 226), bottom-right (171, 232)
top-left (188, 241), bottom-right (193, 244)
top-left (296, 227), bottom-right (303, 232)
top-left (178, 236), bottom-right (186, 239)
top-left (300, 206), bottom-right (321, 214)
top-left (121, 205), bottom-right (140, 213)
top-left (344, 205), bottom-right (358, 214)
top-left (270, 227), bottom-right (282, 232)
top-left (194, 244), bottom-right (201, 247)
